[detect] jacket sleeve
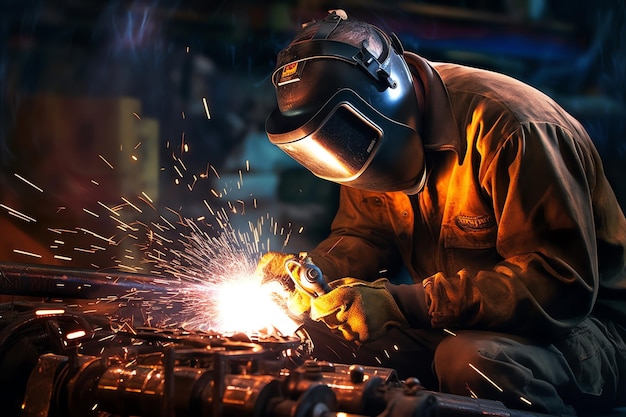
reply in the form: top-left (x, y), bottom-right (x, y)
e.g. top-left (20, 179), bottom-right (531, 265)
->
top-left (309, 187), bottom-right (403, 283)
top-left (425, 121), bottom-right (600, 338)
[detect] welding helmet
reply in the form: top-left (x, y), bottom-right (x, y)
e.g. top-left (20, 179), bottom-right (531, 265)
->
top-left (265, 11), bottom-right (425, 193)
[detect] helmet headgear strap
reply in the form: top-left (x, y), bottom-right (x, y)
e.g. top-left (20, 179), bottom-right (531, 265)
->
top-left (311, 10), bottom-right (344, 40)
top-left (353, 40), bottom-right (397, 88)
top-left (292, 11), bottom-right (398, 89)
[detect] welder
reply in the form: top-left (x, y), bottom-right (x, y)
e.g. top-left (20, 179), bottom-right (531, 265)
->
top-left (255, 9), bottom-right (626, 416)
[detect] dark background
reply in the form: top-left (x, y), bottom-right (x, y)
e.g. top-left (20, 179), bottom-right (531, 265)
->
top-left (1, 0), bottom-right (625, 272)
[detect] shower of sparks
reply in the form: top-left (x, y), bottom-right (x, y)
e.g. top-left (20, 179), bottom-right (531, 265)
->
top-left (77, 227), bottom-right (116, 244)
top-left (1, 123), bottom-right (306, 340)
top-left (138, 214), bottom-right (299, 335)
top-left (1, 203), bottom-right (37, 222)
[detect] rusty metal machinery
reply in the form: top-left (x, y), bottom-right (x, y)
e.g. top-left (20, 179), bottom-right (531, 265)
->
top-left (0, 263), bottom-right (553, 417)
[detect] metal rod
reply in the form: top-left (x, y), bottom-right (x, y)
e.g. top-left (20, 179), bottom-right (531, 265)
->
top-left (0, 262), bottom-right (174, 299)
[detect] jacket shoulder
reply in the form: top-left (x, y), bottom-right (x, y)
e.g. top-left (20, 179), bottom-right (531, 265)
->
top-left (432, 62), bottom-right (578, 130)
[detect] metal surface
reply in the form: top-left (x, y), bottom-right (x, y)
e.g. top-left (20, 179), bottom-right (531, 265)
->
top-left (286, 253), bottom-right (331, 298)
top-left (3, 311), bottom-right (556, 417)
top-left (0, 263), bottom-right (560, 417)
top-left (0, 261), bottom-right (174, 299)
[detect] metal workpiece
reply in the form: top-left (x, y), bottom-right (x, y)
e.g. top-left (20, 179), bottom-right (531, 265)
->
top-left (0, 264), bottom-right (559, 417)
top-left (0, 261), bottom-right (176, 299)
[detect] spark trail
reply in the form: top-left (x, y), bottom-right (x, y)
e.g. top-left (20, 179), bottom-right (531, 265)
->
top-left (3, 140), bottom-right (301, 337)
top-left (140, 215), bottom-right (299, 336)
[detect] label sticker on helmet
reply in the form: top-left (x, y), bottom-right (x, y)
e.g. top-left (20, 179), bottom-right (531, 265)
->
top-left (278, 61), bottom-right (305, 86)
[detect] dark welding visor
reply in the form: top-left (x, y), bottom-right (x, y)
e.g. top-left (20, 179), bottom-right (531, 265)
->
top-left (266, 88), bottom-right (418, 184)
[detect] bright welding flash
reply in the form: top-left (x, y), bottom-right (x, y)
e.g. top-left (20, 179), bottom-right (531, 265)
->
top-left (215, 274), bottom-right (300, 336)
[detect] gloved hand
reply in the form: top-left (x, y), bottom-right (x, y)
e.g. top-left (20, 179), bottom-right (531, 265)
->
top-left (307, 278), bottom-right (408, 344)
top-left (287, 286), bottom-right (313, 316)
top-left (254, 252), bottom-right (297, 287)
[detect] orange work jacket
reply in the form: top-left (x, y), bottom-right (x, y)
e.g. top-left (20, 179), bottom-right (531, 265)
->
top-left (310, 53), bottom-right (626, 340)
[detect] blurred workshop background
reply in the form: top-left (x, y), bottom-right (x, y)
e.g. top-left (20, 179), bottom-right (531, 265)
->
top-left (1, 0), bottom-right (625, 272)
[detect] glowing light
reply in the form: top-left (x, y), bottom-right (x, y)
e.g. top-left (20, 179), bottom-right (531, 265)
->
top-left (83, 208), bottom-right (100, 218)
top-left (188, 175), bottom-right (198, 191)
top-left (212, 274), bottom-right (298, 335)
top-left (99, 154), bottom-right (114, 169)
top-left (284, 139), bottom-right (353, 178)
top-left (520, 397), bottom-right (532, 406)
top-left (1, 204), bottom-right (37, 222)
top-left (141, 191), bottom-right (153, 203)
top-left (74, 247), bottom-right (96, 254)
top-left (13, 249), bottom-right (42, 258)
top-left (121, 197), bottom-right (143, 213)
top-left (202, 97), bottom-right (211, 119)
top-left (98, 201), bottom-right (120, 217)
top-left (139, 213), bottom-right (300, 336)
top-left (66, 330), bottom-right (87, 340)
top-left (14, 173), bottom-right (43, 192)
top-left (468, 363), bottom-right (503, 392)
top-left (6, 134), bottom-right (303, 340)
top-left (443, 328), bottom-right (457, 336)
top-left (210, 164), bottom-right (220, 179)
top-left (78, 228), bottom-right (116, 244)
top-left (109, 215), bottom-right (139, 231)
top-left (35, 309), bottom-right (66, 316)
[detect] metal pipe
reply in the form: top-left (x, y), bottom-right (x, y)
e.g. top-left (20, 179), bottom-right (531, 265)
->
top-left (0, 262), bottom-right (174, 299)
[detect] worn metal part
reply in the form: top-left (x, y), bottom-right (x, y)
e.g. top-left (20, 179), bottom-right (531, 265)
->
top-left (0, 264), bottom-right (559, 417)
top-left (0, 261), bottom-right (174, 299)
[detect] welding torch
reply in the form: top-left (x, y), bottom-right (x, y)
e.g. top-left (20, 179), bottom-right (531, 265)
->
top-left (285, 253), bottom-right (331, 298)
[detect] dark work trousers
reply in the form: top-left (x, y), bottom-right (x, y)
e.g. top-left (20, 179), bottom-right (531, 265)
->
top-left (302, 316), bottom-right (626, 416)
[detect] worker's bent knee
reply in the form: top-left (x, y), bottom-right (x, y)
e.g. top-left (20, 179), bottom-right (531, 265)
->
top-left (434, 331), bottom-right (501, 395)
top-left (433, 331), bottom-right (537, 397)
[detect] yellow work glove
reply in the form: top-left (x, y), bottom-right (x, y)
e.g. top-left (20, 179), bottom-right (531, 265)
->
top-left (308, 278), bottom-right (408, 344)
top-left (287, 288), bottom-right (313, 316)
top-left (254, 252), bottom-right (297, 285)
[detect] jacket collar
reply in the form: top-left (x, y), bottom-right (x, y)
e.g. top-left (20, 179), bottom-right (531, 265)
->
top-left (404, 52), bottom-right (465, 163)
